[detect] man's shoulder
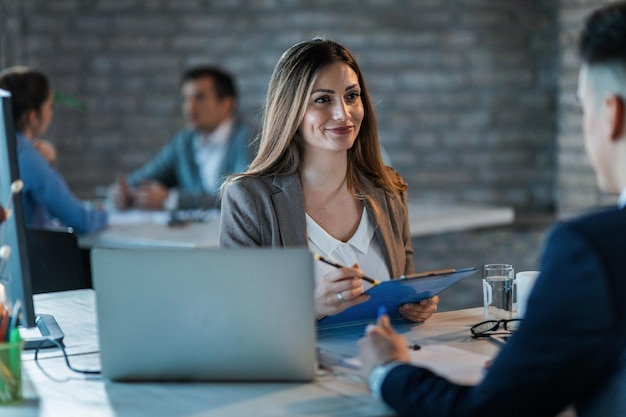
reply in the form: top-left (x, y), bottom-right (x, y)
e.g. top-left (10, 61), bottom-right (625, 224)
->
top-left (548, 206), bottom-right (626, 245)
top-left (154, 129), bottom-right (196, 156)
top-left (232, 117), bottom-right (253, 131)
top-left (230, 118), bottom-right (256, 143)
top-left (564, 206), bottom-right (626, 231)
top-left (169, 128), bottom-right (196, 143)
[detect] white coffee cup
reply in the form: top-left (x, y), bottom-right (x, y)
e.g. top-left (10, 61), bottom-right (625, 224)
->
top-left (515, 271), bottom-right (540, 318)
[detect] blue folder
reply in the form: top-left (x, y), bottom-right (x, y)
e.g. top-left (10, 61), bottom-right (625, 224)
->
top-left (317, 267), bottom-right (478, 329)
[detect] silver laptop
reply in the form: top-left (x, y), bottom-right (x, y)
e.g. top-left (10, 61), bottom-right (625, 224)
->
top-left (91, 247), bottom-right (317, 382)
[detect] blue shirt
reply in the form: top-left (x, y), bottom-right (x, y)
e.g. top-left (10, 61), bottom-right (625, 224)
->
top-left (126, 119), bottom-right (253, 210)
top-left (16, 132), bottom-right (107, 234)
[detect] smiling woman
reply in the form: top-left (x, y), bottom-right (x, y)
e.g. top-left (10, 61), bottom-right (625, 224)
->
top-left (300, 61), bottom-right (364, 153)
top-left (219, 38), bottom-right (440, 324)
top-left (301, 61), bottom-right (366, 245)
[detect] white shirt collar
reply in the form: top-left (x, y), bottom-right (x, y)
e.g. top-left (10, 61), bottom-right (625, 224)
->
top-left (306, 207), bottom-right (373, 256)
top-left (306, 207), bottom-right (390, 285)
top-left (349, 208), bottom-right (376, 254)
top-left (196, 117), bottom-right (234, 147)
top-left (193, 118), bottom-right (234, 194)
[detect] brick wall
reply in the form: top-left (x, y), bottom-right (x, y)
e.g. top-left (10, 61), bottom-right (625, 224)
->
top-left (4, 2), bottom-right (617, 311)
top-left (1, 0), bottom-right (559, 212)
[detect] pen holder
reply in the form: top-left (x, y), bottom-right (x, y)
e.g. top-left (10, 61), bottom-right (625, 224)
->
top-left (0, 340), bottom-right (23, 405)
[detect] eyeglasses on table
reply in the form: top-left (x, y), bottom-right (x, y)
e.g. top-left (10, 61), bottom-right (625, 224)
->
top-left (470, 318), bottom-right (522, 338)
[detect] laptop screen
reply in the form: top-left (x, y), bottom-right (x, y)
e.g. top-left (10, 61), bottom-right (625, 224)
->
top-left (91, 246), bottom-right (317, 382)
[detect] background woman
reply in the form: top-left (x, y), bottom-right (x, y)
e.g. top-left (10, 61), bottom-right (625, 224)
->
top-left (0, 66), bottom-right (107, 234)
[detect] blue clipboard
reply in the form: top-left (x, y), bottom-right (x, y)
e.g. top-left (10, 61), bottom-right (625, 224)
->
top-left (317, 267), bottom-right (478, 329)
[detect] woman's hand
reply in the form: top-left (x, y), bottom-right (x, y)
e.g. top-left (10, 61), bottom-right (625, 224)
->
top-left (398, 295), bottom-right (439, 322)
top-left (315, 263), bottom-right (370, 319)
top-left (33, 139), bottom-right (57, 165)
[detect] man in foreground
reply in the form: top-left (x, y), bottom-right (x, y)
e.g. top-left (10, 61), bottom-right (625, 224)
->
top-left (359, 3), bottom-right (626, 416)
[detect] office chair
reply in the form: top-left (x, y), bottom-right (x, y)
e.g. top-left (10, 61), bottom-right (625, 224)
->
top-left (26, 226), bottom-right (91, 294)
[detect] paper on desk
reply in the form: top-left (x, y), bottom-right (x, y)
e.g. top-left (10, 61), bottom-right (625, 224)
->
top-left (344, 344), bottom-right (490, 385)
top-left (108, 210), bottom-right (170, 226)
top-left (107, 209), bottom-right (220, 226)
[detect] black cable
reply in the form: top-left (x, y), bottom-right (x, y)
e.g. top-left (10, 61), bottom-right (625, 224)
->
top-left (34, 338), bottom-right (101, 375)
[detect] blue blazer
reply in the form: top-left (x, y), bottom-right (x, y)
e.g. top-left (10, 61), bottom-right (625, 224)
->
top-left (127, 119), bottom-right (254, 209)
top-left (381, 206), bottom-right (626, 416)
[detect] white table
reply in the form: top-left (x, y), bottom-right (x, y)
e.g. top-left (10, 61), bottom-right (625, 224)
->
top-left (78, 209), bottom-right (222, 249)
top-left (7, 290), bottom-right (499, 417)
top-left (79, 203), bottom-right (514, 249)
top-left (409, 203), bottom-right (514, 236)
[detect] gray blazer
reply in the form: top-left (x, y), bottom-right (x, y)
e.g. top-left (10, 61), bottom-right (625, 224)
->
top-left (219, 172), bottom-right (414, 279)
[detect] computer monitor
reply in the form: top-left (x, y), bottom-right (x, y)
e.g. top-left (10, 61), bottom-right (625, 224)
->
top-left (0, 88), bottom-right (64, 349)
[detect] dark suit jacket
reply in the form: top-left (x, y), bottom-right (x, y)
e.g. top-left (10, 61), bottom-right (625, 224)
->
top-left (127, 119), bottom-right (253, 209)
top-left (382, 206), bottom-right (626, 417)
top-left (219, 171), bottom-right (415, 279)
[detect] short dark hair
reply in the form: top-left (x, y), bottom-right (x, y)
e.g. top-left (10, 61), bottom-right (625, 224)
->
top-left (0, 66), bottom-right (50, 130)
top-left (579, 2), bottom-right (626, 66)
top-left (181, 66), bottom-right (237, 99)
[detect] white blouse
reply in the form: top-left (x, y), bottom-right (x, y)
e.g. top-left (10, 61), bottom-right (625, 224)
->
top-left (306, 207), bottom-right (390, 290)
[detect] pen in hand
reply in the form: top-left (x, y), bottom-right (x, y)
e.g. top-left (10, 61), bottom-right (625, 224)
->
top-left (377, 305), bottom-right (421, 351)
top-left (314, 254), bottom-right (380, 286)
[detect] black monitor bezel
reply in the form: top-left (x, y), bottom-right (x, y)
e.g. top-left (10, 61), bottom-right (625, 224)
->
top-left (0, 88), bottom-right (37, 328)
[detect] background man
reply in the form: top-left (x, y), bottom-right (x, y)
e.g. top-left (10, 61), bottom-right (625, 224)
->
top-left (112, 66), bottom-right (254, 210)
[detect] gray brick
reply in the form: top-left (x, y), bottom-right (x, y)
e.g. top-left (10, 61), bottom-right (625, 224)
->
top-left (0, 0), bottom-right (581, 217)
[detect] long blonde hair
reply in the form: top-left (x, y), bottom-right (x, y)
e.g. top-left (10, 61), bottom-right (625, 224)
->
top-left (222, 38), bottom-right (407, 199)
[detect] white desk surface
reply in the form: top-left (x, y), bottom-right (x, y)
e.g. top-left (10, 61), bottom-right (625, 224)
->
top-left (5, 289), bottom-right (498, 417)
top-left (78, 209), bottom-right (221, 249)
top-left (79, 202), bottom-right (514, 249)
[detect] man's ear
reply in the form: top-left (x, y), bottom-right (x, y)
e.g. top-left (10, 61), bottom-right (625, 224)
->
top-left (607, 95), bottom-right (625, 142)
